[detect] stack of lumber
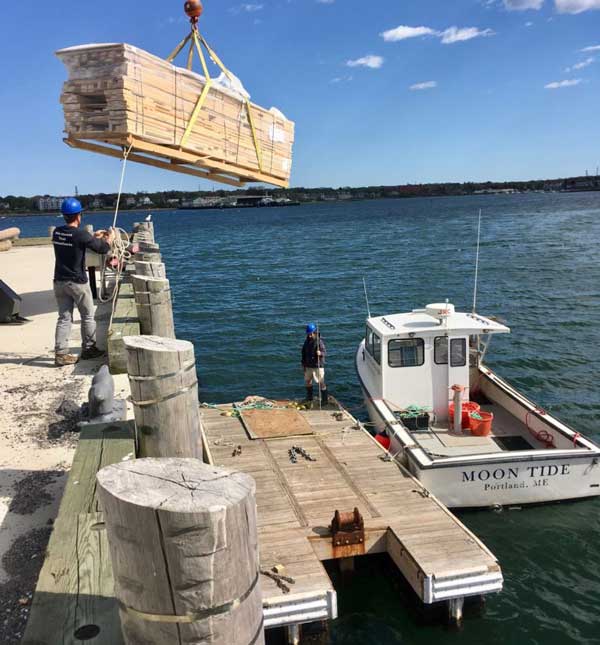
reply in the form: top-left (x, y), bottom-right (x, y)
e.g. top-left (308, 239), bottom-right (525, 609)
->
top-left (56, 43), bottom-right (294, 187)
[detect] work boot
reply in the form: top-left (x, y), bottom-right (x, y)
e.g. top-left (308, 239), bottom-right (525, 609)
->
top-left (321, 389), bottom-right (329, 405)
top-left (81, 345), bottom-right (106, 360)
top-left (305, 386), bottom-right (314, 402)
top-left (55, 353), bottom-right (79, 367)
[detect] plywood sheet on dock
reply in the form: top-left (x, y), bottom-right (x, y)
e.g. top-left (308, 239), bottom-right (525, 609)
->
top-left (240, 408), bottom-right (314, 439)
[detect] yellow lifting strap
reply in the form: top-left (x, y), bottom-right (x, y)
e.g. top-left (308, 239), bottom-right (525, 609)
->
top-left (169, 29), bottom-right (264, 173)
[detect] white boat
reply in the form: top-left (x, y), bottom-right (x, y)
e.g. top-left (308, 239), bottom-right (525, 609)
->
top-left (356, 302), bottom-right (600, 508)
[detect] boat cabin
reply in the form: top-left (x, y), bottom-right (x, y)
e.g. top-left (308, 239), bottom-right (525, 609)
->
top-left (361, 303), bottom-right (510, 422)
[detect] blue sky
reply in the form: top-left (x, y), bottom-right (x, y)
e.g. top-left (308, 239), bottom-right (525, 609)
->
top-left (1, 0), bottom-right (599, 195)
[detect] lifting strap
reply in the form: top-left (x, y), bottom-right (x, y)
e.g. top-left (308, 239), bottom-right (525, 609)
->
top-left (167, 28), bottom-right (264, 173)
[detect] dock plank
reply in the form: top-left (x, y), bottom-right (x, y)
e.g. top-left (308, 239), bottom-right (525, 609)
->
top-left (23, 422), bottom-right (134, 645)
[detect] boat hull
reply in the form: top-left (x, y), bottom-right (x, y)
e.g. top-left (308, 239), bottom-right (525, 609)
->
top-left (357, 352), bottom-right (600, 508)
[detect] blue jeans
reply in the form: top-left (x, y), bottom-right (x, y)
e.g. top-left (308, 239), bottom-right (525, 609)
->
top-left (54, 281), bottom-right (96, 354)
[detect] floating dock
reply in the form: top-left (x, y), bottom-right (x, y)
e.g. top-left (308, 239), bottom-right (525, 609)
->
top-left (201, 402), bottom-right (503, 634)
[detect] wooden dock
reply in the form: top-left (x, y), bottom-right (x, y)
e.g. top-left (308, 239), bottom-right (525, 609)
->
top-left (201, 401), bottom-right (503, 630)
top-left (22, 421), bottom-right (136, 645)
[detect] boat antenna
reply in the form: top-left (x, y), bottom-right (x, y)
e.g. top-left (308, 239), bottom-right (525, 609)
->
top-left (472, 209), bottom-right (482, 313)
top-left (362, 277), bottom-right (372, 319)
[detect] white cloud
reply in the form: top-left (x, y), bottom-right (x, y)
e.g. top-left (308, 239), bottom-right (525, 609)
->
top-left (380, 24), bottom-right (494, 46)
top-left (316, 0), bottom-right (335, 4)
top-left (581, 44), bottom-right (600, 51)
top-left (229, 3), bottom-right (263, 13)
top-left (545, 78), bottom-right (582, 88)
top-left (525, 20), bottom-right (535, 25)
top-left (565, 57), bottom-right (595, 71)
top-left (504, 0), bottom-right (544, 9)
top-left (380, 25), bottom-right (437, 42)
top-left (330, 75), bottom-right (353, 83)
top-left (346, 55), bottom-right (384, 69)
top-left (410, 81), bottom-right (438, 90)
top-left (440, 27), bottom-right (495, 44)
top-left (555, 0), bottom-right (600, 12)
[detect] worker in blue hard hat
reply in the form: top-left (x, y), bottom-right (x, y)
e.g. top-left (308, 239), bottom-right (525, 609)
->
top-left (301, 323), bottom-right (328, 405)
top-left (52, 198), bottom-right (115, 367)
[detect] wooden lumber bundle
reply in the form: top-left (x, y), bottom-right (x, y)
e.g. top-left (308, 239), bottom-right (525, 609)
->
top-left (56, 43), bottom-right (294, 187)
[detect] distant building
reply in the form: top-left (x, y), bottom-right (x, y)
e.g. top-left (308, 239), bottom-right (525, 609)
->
top-left (91, 198), bottom-right (104, 209)
top-left (0, 202), bottom-right (9, 211)
top-left (166, 198), bottom-right (180, 205)
top-left (37, 196), bottom-right (64, 211)
top-left (126, 197), bottom-right (136, 207)
top-left (138, 196), bottom-right (154, 206)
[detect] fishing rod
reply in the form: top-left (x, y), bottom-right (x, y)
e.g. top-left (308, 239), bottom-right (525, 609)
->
top-left (316, 321), bottom-right (322, 411)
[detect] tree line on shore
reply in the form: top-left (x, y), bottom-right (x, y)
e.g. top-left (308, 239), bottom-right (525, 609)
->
top-left (1, 175), bottom-right (596, 213)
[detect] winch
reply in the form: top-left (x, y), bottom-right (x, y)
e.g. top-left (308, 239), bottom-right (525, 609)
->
top-left (330, 508), bottom-right (364, 548)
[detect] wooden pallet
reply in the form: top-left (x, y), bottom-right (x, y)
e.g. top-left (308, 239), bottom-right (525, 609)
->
top-left (65, 134), bottom-right (291, 188)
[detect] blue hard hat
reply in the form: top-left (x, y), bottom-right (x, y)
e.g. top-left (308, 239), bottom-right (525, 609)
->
top-left (306, 323), bottom-right (317, 334)
top-left (61, 197), bottom-right (83, 216)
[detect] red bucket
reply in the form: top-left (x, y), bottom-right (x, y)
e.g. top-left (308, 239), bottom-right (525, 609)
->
top-left (449, 401), bottom-right (480, 429)
top-left (469, 411), bottom-right (494, 436)
top-left (375, 434), bottom-right (391, 450)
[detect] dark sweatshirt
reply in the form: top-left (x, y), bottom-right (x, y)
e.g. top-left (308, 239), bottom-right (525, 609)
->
top-left (53, 225), bottom-right (110, 283)
top-left (302, 336), bottom-right (326, 368)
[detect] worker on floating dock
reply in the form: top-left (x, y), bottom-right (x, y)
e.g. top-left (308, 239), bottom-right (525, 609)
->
top-left (52, 197), bottom-right (114, 367)
top-left (302, 323), bottom-right (328, 404)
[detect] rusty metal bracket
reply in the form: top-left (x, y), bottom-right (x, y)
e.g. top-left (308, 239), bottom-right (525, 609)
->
top-left (331, 508), bottom-right (365, 548)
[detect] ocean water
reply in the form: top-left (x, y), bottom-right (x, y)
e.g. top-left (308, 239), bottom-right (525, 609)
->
top-left (8, 192), bottom-right (600, 644)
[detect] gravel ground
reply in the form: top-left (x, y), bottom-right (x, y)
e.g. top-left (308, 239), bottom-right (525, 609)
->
top-left (0, 361), bottom-right (90, 643)
top-left (0, 526), bottom-right (53, 644)
top-left (3, 373), bottom-right (86, 450)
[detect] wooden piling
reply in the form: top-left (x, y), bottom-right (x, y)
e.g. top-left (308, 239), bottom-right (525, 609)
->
top-left (132, 275), bottom-right (175, 338)
top-left (133, 221), bottom-right (155, 242)
top-left (124, 335), bottom-right (202, 459)
top-left (136, 251), bottom-right (163, 263)
top-left (134, 260), bottom-right (167, 278)
top-left (96, 458), bottom-right (264, 645)
top-left (137, 241), bottom-right (160, 253)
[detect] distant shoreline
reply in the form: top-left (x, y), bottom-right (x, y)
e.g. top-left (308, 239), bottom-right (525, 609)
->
top-left (0, 207), bottom-right (175, 218)
top-left (2, 189), bottom-right (599, 218)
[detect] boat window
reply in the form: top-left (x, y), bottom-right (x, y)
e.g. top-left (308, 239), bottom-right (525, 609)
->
top-left (434, 337), bottom-right (448, 364)
top-left (450, 338), bottom-right (467, 367)
top-left (388, 338), bottom-right (424, 368)
top-left (365, 326), bottom-right (381, 364)
top-left (373, 333), bottom-right (381, 364)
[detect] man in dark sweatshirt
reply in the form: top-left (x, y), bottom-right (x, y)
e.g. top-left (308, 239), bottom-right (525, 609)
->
top-left (52, 197), bottom-right (114, 366)
top-left (301, 323), bottom-right (328, 404)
